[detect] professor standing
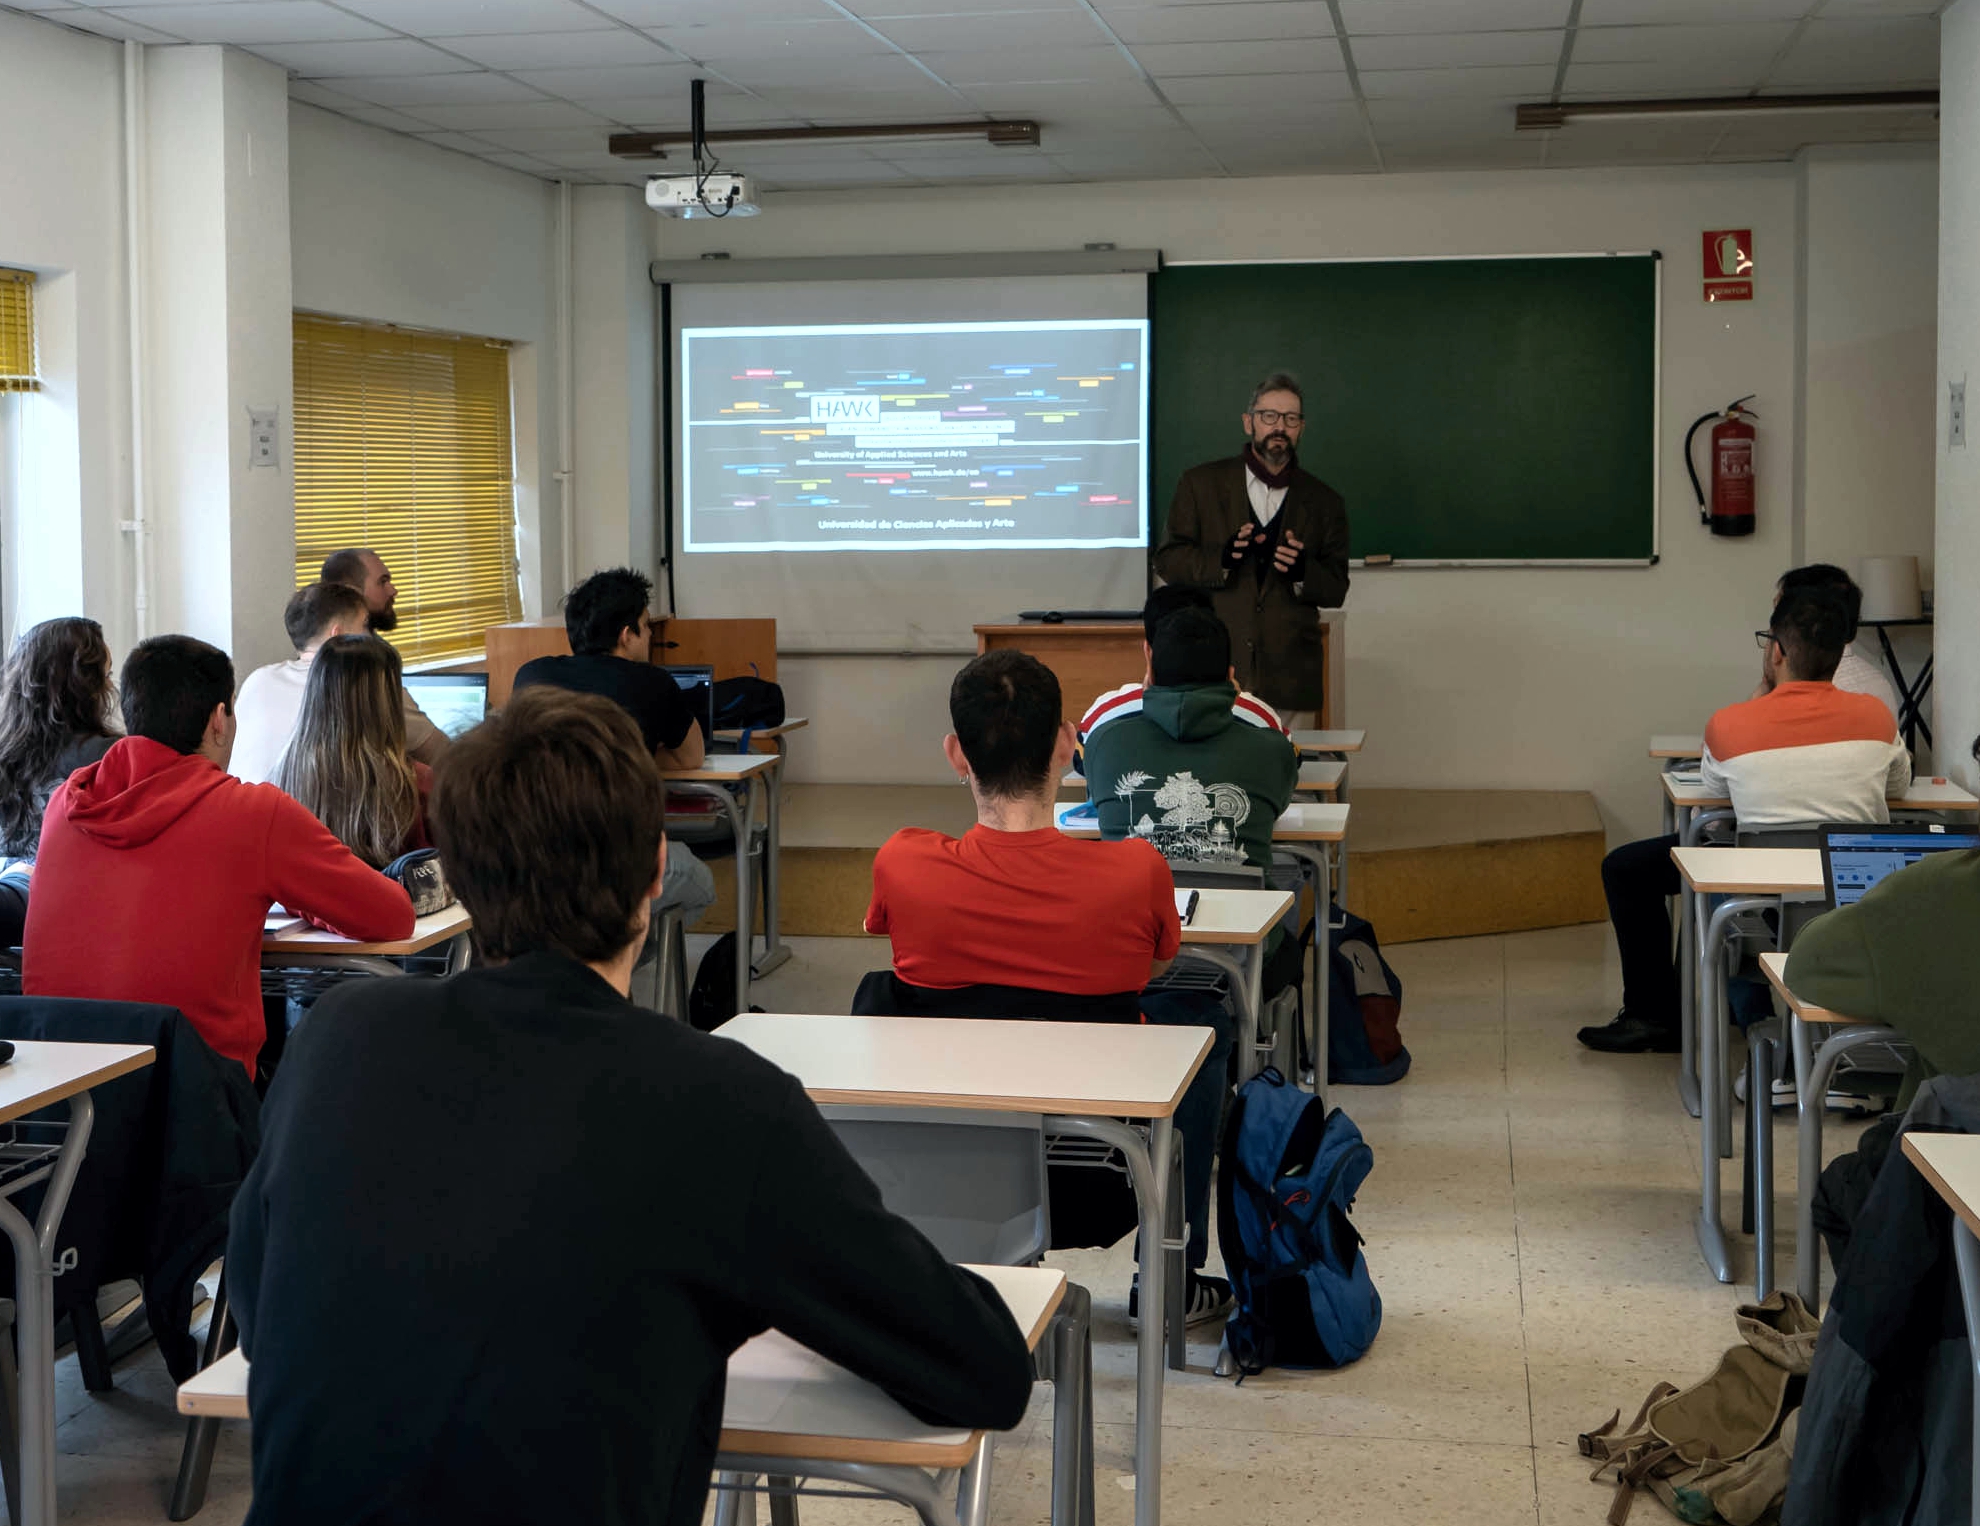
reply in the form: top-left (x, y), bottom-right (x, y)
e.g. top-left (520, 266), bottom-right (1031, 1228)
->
top-left (1152, 372), bottom-right (1350, 726)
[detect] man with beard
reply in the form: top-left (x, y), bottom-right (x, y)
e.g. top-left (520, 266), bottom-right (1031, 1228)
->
top-left (1152, 373), bottom-right (1350, 727)
top-left (320, 547), bottom-right (448, 765)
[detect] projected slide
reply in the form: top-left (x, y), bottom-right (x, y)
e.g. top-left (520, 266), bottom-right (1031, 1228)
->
top-left (680, 319), bottom-right (1148, 553)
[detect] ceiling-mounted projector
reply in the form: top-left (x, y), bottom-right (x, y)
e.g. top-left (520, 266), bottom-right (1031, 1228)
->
top-left (646, 172), bottom-right (759, 218)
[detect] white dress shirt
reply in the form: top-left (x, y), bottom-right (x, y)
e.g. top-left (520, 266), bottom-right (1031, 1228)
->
top-left (1245, 465), bottom-right (1288, 526)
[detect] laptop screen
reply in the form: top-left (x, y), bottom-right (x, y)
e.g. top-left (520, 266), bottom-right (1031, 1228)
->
top-left (403, 673), bottom-right (489, 740)
top-left (662, 665), bottom-right (716, 741)
top-left (1821, 825), bottom-right (1980, 908)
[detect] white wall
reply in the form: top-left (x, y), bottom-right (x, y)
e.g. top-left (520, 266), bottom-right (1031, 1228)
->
top-left (571, 185), bottom-right (656, 581)
top-left (650, 164), bottom-right (1932, 837)
top-left (0, 10), bottom-right (132, 654)
top-left (1940, 4), bottom-right (1980, 791)
top-left (287, 105), bottom-right (562, 618)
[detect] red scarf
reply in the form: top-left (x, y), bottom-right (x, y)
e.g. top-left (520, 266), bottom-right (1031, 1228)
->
top-left (1244, 444), bottom-right (1297, 490)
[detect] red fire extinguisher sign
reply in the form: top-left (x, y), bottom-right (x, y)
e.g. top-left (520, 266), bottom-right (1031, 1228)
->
top-left (1703, 230), bottom-right (1753, 302)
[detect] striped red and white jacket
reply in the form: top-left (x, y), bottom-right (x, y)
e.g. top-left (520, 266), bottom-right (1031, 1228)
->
top-left (1077, 682), bottom-right (1288, 746)
top-left (1699, 680), bottom-right (1912, 828)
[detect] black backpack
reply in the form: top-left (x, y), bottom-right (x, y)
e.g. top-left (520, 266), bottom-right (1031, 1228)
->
top-left (712, 675), bottom-right (784, 731)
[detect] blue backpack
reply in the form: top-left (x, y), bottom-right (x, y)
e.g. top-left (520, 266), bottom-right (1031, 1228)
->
top-left (1216, 1068), bottom-right (1381, 1377)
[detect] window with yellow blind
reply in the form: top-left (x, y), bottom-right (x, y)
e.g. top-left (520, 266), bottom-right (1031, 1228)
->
top-left (0, 270), bottom-right (39, 392)
top-left (292, 313), bottom-right (521, 663)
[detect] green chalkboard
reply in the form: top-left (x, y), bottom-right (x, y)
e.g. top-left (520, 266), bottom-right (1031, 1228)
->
top-left (1150, 255), bottom-right (1659, 562)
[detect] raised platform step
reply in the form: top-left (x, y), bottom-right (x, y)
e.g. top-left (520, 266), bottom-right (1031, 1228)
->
top-left (695, 785), bottom-right (1607, 945)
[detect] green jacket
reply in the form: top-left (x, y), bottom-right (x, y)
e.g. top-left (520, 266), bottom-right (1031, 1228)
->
top-left (1784, 848), bottom-right (1980, 1104)
top-left (1080, 680), bottom-right (1299, 872)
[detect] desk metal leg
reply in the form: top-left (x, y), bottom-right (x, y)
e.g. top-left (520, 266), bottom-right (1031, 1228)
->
top-left (954, 1433), bottom-right (994, 1526)
top-left (1750, 1030), bottom-right (1776, 1299)
top-left (0, 1092), bottom-right (95, 1526)
top-left (753, 741), bottom-right (791, 979)
top-left (1792, 1019), bottom-right (1900, 1309)
top-left (1332, 757), bottom-right (1350, 907)
top-left (1951, 1218), bottom-right (1980, 1526)
top-left (1188, 948), bottom-right (1264, 1085)
top-left (1049, 1114), bottom-right (1168, 1526)
top-left (1312, 843), bottom-right (1332, 1110)
top-left (1677, 873), bottom-right (1700, 1119)
top-left (1048, 1283), bottom-right (1095, 1526)
top-left (1164, 1140), bottom-right (1187, 1374)
top-left (1697, 896), bottom-right (1768, 1284)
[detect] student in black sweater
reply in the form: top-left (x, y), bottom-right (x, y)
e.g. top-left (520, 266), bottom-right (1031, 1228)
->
top-left (227, 685), bottom-right (1033, 1526)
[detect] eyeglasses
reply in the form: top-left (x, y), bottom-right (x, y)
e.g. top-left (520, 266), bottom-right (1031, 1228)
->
top-left (1249, 409), bottom-right (1304, 427)
top-left (1754, 629), bottom-right (1777, 651)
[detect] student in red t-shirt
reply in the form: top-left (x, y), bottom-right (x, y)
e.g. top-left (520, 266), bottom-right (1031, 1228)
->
top-left (865, 648), bottom-right (1235, 1325)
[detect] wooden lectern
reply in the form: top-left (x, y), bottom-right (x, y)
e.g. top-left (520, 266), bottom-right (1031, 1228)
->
top-left (485, 617), bottom-right (778, 706)
top-left (974, 615), bottom-right (1338, 727)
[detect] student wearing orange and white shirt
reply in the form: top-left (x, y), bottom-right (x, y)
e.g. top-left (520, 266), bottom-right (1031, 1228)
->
top-left (1580, 586), bottom-right (1908, 1055)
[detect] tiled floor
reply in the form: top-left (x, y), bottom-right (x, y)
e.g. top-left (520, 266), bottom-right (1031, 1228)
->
top-left (50, 923), bottom-right (1858, 1524)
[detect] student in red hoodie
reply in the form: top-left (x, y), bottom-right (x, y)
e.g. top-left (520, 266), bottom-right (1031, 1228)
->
top-left (24, 635), bottom-right (414, 1076)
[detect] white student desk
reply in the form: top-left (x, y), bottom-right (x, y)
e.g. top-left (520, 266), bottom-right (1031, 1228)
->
top-left (661, 752), bottom-right (778, 1009)
top-left (711, 719), bottom-right (809, 978)
top-left (1181, 888), bottom-right (1296, 1086)
top-left (713, 1012), bottom-right (1212, 1526)
top-left (1661, 774), bottom-right (1978, 1120)
top-left (179, 1264), bottom-right (1069, 1526)
top-left (1671, 847), bottom-right (1825, 1285)
top-left (1757, 951), bottom-right (1906, 1311)
top-left (0, 1042), bottom-right (155, 1526)
top-left (260, 904), bottom-right (474, 980)
top-left (1897, 1132), bottom-right (1980, 1526)
top-left (1055, 802), bottom-right (1350, 1098)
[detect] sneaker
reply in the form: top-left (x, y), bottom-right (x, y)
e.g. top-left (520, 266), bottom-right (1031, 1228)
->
top-left (1127, 1273), bottom-right (1236, 1330)
top-left (1732, 1071), bottom-right (1797, 1107)
top-left (1576, 1011), bottom-right (1682, 1054)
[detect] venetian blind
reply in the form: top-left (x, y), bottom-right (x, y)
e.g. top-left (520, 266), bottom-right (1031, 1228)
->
top-left (292, 313), bottom-right (521, 663)
top-left (0, 270), bottom-right (39, 392)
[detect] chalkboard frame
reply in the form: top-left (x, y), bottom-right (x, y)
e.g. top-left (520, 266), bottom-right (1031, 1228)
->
top-left (1152, 251), bottom-right (1663, 567)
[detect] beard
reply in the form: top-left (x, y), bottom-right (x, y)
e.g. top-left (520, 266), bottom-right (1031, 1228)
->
top-left (369, 606), bottom-right (399, 634)
top-left (1256, 432), bottom-right (1292, 460)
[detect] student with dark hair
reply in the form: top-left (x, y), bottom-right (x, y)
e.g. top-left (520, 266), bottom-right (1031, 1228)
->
top-left (231, 583), bottom-right (371, 785)
top-left (865, 650), bottom-right (1235, 1322)
top-left (23, 635), bottom-right (413, 1075)
top-left (0, 618), bottom-right (120, 947)
top-left (1581, 586), bottom-right (1910, 1054)
top-left (1083, 606), bottom-right (1299, 873)
top-left (513, 567), bottom-right (714, 924)
top-left (1769, 563), bottom-right (1899, 717)
top-left (227, 685), bottom-right (1033, 1525)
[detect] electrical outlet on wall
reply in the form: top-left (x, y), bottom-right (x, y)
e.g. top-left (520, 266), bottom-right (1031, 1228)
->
top-left (1952, 380), bottom-right (1966, 449)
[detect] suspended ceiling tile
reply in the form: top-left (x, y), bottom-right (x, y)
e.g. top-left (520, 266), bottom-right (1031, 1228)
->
top-left (410, 130), bottom-right (505, 153)
top-left (508, 64), bottom-right (697, 100)
top-left (433, 30), bottom-right (675, 70)
top-left (1572, 21), bottom-right (1800, 68)
top-left (865, 9), bottom-right (1108, 50)
top-left (1576, 0), bottom-right (1810, 21)
top-left (1178, 99), bottom-right (1368, 132)
top-left (402, 99), bottom-right (612, 130)
top-left (697, 53), bottom-right (945, 89)
top-left (333, 101), bottom-right (448, 131)
top-left (1562, 58), bottom-right (1774, 95)
top-left (332, 71), bottom-right (554, 106)
top-left (588, 0), bottom-right (838, 23)
top-left (1131, 37), bottom-right (1346, 75)
top-left (1337, 0), bottom-right (1574, 35)
top-left (1358, 64), bottom-right (1560, 98)
top-left (581, 96), bottom-right (805, 130)
top-left (1378, 137), bottom-right (1551, 169)
top-left (1099, 3), bottom-right (1338, 46)
top-left (914, 47), bottom-right (1141, 84)
top-left (1765, 16), bottom-right (1940, 87)
top-left (1362, 96), bottom-right (1529, 133)
top-left (471, 125), bottom-right (622, 151)
top-left (99, 1), bottom-right (392, 43)
top-left (1819, 0), bottom-right (1938, 13)
top-left (288, 80), bottom-right (365, 107)
top-left (46, 8), bottom-right (180, 40)
top-left (1349, 29), bottom-right (1566, 70)
top-left (845, 0), bottom-right (1076, 16)
top-left (959, 78), bottom-right (1160, 111)
top-left (333, 0), bottom-right (618, 35)
top-left (649, 20), bottom-right (896, 59)
top-left (250, 37), bottom-right (481, 75)
top-left (478, 149), bottom-right (565, 172)
top-left (1159, 71), bottom-right (1355, 106)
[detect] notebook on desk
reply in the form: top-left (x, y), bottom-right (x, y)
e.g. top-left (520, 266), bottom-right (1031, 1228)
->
top-left (1820, 824), bottom-right (1980, 909)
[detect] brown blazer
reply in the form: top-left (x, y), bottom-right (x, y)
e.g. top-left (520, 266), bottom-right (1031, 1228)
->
top-left (1151, 456), bottom-right (1350, 712)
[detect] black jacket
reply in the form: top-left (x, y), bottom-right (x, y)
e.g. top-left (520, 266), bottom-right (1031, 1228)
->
top-left (1783, 1074), bottom-right (1980, 1526)
top-left (229, 952), bottom-right (1034, 1526)
top-left (0, 996), bottom-right (260, 1380)
top-left (1152, 455), bottom-right (1350, 712)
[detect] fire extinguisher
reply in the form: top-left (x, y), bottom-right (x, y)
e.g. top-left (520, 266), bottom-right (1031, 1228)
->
top-left (1684, 395), bottom-right (1758, 537)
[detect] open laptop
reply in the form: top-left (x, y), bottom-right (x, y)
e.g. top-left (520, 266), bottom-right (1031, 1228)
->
top-left (1820, 823), bottom-right (1980, 909)
top-left (662, 664), bottom-right (717, 741)
top-left (403, 672), bottom-right (489, 739)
